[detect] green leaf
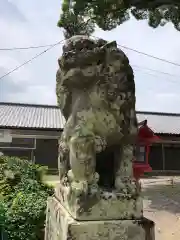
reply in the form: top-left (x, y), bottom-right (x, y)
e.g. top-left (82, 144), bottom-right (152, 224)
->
top-left (0, 155), bottom-right (54, 240)
top-left (58, 0), bottom-right (180, 37)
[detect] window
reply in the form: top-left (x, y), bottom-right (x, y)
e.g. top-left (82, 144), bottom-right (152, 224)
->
top-left (0, 137), bottom-right (35, 149)
top-left (134, 145), bottom-right (146, 163)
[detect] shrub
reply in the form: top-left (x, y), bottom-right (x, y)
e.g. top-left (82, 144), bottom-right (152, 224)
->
top-left (0, 197), bottom-right (8, 240)
top-left (0, 156), bottom-right (54, 240)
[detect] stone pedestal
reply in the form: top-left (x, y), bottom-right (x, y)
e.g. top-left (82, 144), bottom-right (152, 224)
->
top-left (55, 183), bottom-right (143, 221)
top-left (45, 196), bottom-right (155, 240)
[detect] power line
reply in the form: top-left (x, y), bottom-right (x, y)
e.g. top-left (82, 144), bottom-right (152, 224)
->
top-left (92, 35), bottom-right (180, 67)
top-left (1, 36), bottom-right (180, 68)
top-left (0, 41), bottom-right (63, 81)
top-left (1, 35), bottom-right (180, 83)
top-left (118, 43), bottom-right (180, 67)
top-left (0, 35), bottom-right (178, 69)
top-left (0, 43), bottom-right (60, 51)
top-left (132, 64), bottom-right (180, 78)
top-left (134, 68), bottom-right (180, 85)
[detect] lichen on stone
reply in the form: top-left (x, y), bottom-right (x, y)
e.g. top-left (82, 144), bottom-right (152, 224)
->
top-left (56, 35), bottom-right (139, 216)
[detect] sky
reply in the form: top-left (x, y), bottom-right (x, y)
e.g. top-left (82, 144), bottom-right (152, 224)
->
top-left (1, 0), bottom-right (180, 113)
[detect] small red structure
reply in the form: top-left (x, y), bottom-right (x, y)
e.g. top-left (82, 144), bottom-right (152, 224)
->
top-left (133, 120), bottom-right (160, 180)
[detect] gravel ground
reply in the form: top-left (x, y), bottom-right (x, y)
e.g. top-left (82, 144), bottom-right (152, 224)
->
top-left (142, 177), bottom-right (180, 240)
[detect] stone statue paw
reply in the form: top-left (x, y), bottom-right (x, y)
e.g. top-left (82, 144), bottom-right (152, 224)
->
top-left (126, 182), bottom-right (136, 194)
top-left (89, 183), bottom-right (99, 196)
top-left (87, 172), bottom-right (99, 196)
top-left (115, 177), bottom-right (126, 191)
top-left (115, 177), bottom-right (136, 194)
top-left (71, 181), bottom-right (88, 197)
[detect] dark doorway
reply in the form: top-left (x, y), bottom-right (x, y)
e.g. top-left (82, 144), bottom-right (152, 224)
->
top-left (164, 144), bottom-right (180, 171)
top-left (149, 145), bottom-right (163, 170)
top-left (35, 139), bottom-right (58, 169)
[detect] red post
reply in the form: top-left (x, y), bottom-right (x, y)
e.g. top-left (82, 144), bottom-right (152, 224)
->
top-left (133, 120), bottom-right (160, 180)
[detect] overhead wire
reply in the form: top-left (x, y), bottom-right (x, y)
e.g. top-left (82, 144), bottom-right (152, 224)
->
top-left (118, 43), bottom-right (180, 67)
top-left (1, 35), bottom-right (180, 68)
top-left (92, 35), bottom-right (180, 67)
top-left (0, 43), bottom-right (60, 51)
top-left (0, 40), bottom-right (64, 81)
top-left (1, 35), bottom-right (180, 86)
top-left (91, 35), bottom-right (180, 85)
top-left (132, 64), bottom-right (180, 79)
top-left (134, 68), bottom-right (180, 86)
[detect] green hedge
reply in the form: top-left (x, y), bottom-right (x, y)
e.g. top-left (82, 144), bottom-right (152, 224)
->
top-left (0, 156), bottom-right (54, 240)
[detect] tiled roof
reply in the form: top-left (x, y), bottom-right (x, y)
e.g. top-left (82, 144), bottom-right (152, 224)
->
top-left (136, 111), bottom-right (180, 135)
top-left (0, 102), bottom-right (65, 130)
top-left (0, 102), bottom-right (179, 134)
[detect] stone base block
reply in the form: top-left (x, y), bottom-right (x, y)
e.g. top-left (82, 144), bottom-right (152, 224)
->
top-left (45, 196), bottom-right (155, 240)
top-left (55, 183), bottom-right (143, 221)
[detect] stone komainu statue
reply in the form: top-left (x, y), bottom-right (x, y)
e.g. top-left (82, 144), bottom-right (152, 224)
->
top-left (56, 35), bottom-right (138, 195)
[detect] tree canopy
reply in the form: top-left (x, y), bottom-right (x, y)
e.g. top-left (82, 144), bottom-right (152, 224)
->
top-left (58, 0), bottom-right (180, 38)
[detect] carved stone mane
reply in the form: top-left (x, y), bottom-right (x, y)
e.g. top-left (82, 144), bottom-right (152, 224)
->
top-left (56, 35), bottom-right (138, 198)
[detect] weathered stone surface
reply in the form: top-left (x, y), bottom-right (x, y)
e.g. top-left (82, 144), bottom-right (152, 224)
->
top-left (44, 35), bottom-right (155, 240)
top-left (45, 197), bottom-right (155, 240)
top-left (55, 183), bottom-right (143, 221)
top-left (56, 35), bottom-right (138, 204)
